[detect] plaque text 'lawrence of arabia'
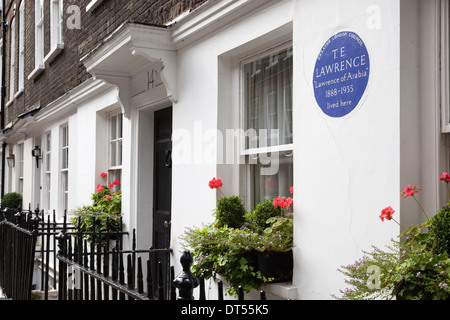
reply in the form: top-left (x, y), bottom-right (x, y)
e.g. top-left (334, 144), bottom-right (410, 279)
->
top-left (313, 31), bottom-right (370, 118)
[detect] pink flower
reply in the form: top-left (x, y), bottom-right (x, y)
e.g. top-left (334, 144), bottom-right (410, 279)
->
top-left (273, 196), bottom-right (293, 210)
top-left (209, 178), bottom-right (223, 189)
top-left (97, 184), bottom-right (104, 192)
top-left (290, 186), bottom-right (294, 194)
top-left (100, 172), bottom-right (108, 178)
top-left (439, 172), bottom-right (450, 183)
top-left (402, 185), bottom-right (421, 198)
top-left (106, 196), bottom-right (112, 201)
top-left (380, 206), bottom-right (395, 222)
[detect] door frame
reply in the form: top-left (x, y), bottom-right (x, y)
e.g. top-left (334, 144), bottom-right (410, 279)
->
top-left (135, 100), bottom-right (173, 252)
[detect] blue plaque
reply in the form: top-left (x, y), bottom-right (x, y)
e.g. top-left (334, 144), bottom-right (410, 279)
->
top-left (313, 31), bottom-right (370, 118)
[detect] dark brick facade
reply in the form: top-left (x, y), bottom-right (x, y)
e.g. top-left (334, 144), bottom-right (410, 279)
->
top-left (2, 0), bottom-right (208, 126)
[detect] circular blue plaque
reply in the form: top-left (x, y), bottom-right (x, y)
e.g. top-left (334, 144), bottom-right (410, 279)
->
top-left (313, 31), bottom-right (370, 118)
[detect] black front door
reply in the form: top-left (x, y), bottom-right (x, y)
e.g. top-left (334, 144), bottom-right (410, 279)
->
top-left (153, 107), bottom-right (172, 250)
top-left (152, 107), bottom-right (172, 298)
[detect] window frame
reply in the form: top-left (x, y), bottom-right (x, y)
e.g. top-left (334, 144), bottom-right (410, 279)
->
top-left (9, 16), bottom-right (15, 101)
top-left (29, 0), bottom-right (45, 80)
top-left (18, 1), bottom-right (25, 93)
top-left (60, 124), bottom-right (69, 213)
top-left (441, 0), bottom-right (450, 133)
top-left (239, 41), bottom-right (294, 156)
top-left (108, 110), bottom-right (123, 187)
top-left (17, 143), bottom-right (24, 197)
top-left (43, 132), bottom-right (52, 213)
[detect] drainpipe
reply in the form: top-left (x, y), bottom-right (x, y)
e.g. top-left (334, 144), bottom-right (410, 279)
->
top-left (1, 0), bottom-right (6, 199)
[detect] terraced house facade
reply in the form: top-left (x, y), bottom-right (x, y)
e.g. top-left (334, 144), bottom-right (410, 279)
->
top-left (1, 0), bottom-right (450, 300)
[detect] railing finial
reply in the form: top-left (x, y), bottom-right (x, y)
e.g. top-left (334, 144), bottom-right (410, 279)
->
top-left (173, 251), bottom-right (199, 300)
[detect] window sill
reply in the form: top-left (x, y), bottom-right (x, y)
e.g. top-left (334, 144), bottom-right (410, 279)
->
top-left (14, 89), bottom-right (24, 99)
top-left (44, 43), bottom-right (64, 65)
top-left (28, 65), bottom-right (45, 81)
top-left (263, 282), bottom-right (298, 300)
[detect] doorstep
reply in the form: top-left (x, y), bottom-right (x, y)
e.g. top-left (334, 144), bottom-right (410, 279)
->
top-left (263, 282), bottom-right (298, 300)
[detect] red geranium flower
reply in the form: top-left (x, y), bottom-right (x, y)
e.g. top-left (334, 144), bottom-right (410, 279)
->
top-left (209, 178), bottom-right (223, 189)
top-left (290, 186), bottom-right (294, 194)
top-left (273, 196), bottom-right (293, 211)
top-left (113, 180), bottom-right (121, 186)
top-left (379, 206), bottom-right (395, 222)
top-left (100, 172), bottom-right (108, 178)
top-left (402, 185), bottom-right (421, 198)
top-left (439, 172), bottom-right (450, 183)
top-left (97, 184), bottom-right (104, 192)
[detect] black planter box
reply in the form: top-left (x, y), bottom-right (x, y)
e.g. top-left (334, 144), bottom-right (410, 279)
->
top-left (257, 250), bottom-right (293, 283)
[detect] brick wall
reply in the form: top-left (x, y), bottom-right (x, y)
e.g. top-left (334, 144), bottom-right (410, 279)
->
top-left (2, 0), bottom-right (208, 127)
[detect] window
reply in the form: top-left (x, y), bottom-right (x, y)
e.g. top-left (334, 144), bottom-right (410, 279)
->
top-left (31, 0), bottom-right (45, 77)
top-left (241, 44), bottom-right (294, 208)
top-left (9, 16), bottom-right (15, 100)
top-left (18, 144), bottom-right (24, 197)
top-left (442, 0), bottom-right (450, 132)
top-left (51, 0), bottom-right (64, 48)
top-left (18, 1), bottom-right (24, 92)
top-left (44, 132), bottom-right (52, 213)
top-left (109, 111), bottom-right (123, 187)
top-left (60, 125), bottom-right (69, 212)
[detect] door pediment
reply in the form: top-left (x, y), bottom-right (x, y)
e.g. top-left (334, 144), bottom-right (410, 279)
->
top-left (82, 22), bottom-right (177, 118)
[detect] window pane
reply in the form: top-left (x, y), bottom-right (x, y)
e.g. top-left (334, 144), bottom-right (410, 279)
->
top-left (111, 115), bottom-right (117, 140)
top-left (250, 152), bottom-right (294, 207)
top-left (244, 46), bottom-right (293, 148)
top-left (110, 141), bottom-right (117, 167)
top-left (118, 113), bottom-right (123, 139)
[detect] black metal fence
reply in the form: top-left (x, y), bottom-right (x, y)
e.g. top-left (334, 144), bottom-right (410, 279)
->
top-left (55, 214), bottom-right (172, 300)
top-left (0, 208), bottom-right (39, 300)
top-left (1, 207), bottom-right (268, 301)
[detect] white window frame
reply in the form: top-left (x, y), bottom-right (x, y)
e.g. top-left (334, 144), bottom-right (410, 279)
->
top-left (9, 16), bottom-right (15, 101)
top-left (108, 110), bottom-right (123, 187)
top-left (86, 0), bottom-right (104, 13)
top-left (44, 132), bottom-right (52, 213)
top-left (441, 0), bottom-right (450, 133)
top-left (60, 125), bottom-right (69, 213)
top-left (239, 42), bottom-right (294, 209)
top-left (45, 0), bottom-right (64, 64)
top-left (29, 0), bottom-right (45, 80)
top-left (18, 143), bottom-right (24, 197)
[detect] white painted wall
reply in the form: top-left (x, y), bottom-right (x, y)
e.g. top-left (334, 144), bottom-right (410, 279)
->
top-left (167, 0), bottom-right (416, 300)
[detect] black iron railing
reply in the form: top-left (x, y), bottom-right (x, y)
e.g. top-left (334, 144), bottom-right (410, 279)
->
top-left (0, 210), bottom-right (39, 300)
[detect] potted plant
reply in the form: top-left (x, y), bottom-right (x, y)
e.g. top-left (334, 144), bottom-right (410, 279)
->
top-left (182, 178), bottom-right (294, 297)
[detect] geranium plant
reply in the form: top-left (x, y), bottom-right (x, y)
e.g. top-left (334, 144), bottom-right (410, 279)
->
top-left (334, 173), bottom-right (450, 300)
top-left (71, 172), bottom-right (122, 242)
top-left (182, 178), bottom-right (294, 296)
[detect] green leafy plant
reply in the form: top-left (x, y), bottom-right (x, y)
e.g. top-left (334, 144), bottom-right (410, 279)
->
top-left (215, 196), bottom-right (246, 229)
top-left (247, 200), bottom-right (281, 234)
top-left (1, 192), bottom-right (23, 209)
top-left (334, 173), bottom-right (450, 300)
top-left (430, 204), bottom-right (450, 256)
top-left (71, 172), bottom-right (122, 242)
